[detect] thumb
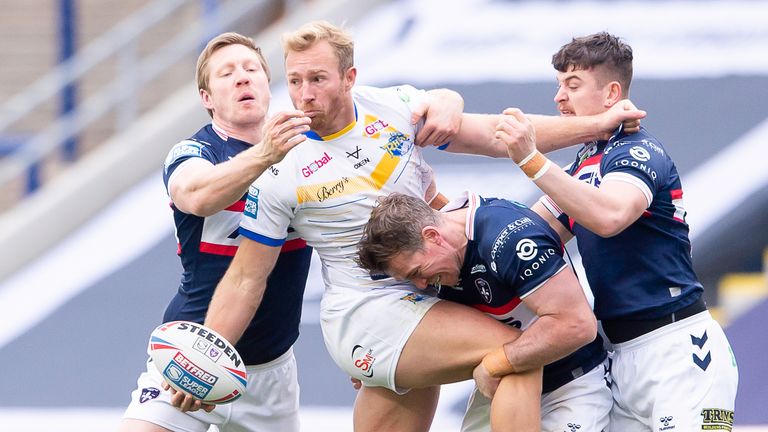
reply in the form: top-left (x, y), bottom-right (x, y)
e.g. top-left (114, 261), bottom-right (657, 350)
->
top-left (501, 107), bottom-right (526, 122)
top-left (411, 100), bottom-right (428, 125)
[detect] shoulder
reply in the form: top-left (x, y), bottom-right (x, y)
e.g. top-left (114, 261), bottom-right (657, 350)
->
top-left (353, 85), bottom-right (424, 112)
top-left (604, 127), bottom-right (668, 160)
top-left (163, 138), bottom-right (215, 168)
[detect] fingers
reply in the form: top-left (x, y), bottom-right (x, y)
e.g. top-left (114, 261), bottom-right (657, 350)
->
top-left (268, 111), bottom-right (311, 138)
top-left (410, 100), bottom-right (428, 126)
top-left (501, 107), bottom-right (526, 123)
top-left (164, 382), bottom-right (211, 413)
top-left (350, 377), bottom-right (363, 390)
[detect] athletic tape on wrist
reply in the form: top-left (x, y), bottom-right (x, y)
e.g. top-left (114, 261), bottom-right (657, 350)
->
top-left (516, 149), bottom-right (538, 167)
top-left (519, 151), bottom-right (550, 179)
top-left (530, 159), bottom-right (552, 181)
top-left (481, 347), bottom-right (515, 377)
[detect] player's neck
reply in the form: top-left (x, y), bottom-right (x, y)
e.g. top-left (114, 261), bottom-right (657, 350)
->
top-left (212, 118), bottom-right (265, 145)
top-left (443, 208), bottom-right (469, 252)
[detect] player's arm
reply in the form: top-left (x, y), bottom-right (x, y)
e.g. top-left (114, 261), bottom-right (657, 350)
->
top-left (169, 238), bottom-right (282, 413)
top-left (506, 268), bottom-right (596, 372)
top-left (499, 110), bottom-right (647, 237)
top-left (170, 111), bottom-right (310, 216)
top-left (411, 88), bottom-right (464, 148)
top-left (531, 199), bottom-right (573, 244)
top-left (205, 238), bottom-right (282, 344)
top-left (526, 99), bottom-right (644, 153)
top-left (436, 101), bottom-right (645, 157)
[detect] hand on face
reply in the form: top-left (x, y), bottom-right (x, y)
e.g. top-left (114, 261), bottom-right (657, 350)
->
top-left (495, 108), bottom-right (537, 163)
top-left (255, 110), bottom-right (312, 165)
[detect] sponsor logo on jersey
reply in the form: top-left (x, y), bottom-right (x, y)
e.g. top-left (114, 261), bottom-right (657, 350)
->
top-left (515, 239), bottom-right (538, 261)
top-left (658, 415), bottom-right (675, 431)
top-left (700, 409), bottom-right (734, 430)
top-left (400, 293), bottom-right (427, 303)
top-left (576, 142), bottom-right (598, 166)
top-left (364, 119), bottom-right (390, 137)
top-left (346, 145), bottom-right (362, 158)
top-left (245, 186), bottom-right (259, 219)
top-left (381, 132), bottom-right (413, 158)
top-left (269, 166), bottom-right (279, 176)
top-left (351, 344), bottom-right (376, 378)
top-left (316, 176), bottom-right (351, 202)
top-left (490, 217), bottom-right (535, 272)
top-left (519, 248), bottom-right (557, 281)
top-left (353, 157), bottom-right (371, 169)
top-left (475, 278), bottom-right (492, 303)
top-left (612, 158), bottom-right (658, 180)
top-left (302, 152), bottom-right (333, 177)
top-left (470, 264), bottom-right (486, 274)
top-left (139, 387), bottom-right (160, 403)
top-left (629, 145), bottom-right (651, 162)
top-left (165, 140), bottom-right (203, 169)
top-left (395, 86), bottom-right (411, 103)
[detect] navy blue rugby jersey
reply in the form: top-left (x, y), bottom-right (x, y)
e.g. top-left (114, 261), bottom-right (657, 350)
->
top-left (439, 193), bottom-right (605, 393)
top-left (544, 126), bottom-right (703, 320)
top-left (161, 123), bottom-right (311, 365)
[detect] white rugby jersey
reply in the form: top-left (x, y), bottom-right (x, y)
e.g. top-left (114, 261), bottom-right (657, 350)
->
top-left (239, 85), bottom-right (434, 292)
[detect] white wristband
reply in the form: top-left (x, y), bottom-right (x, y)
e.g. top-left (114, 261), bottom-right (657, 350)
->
top-left (516, 150), bottom-right (538, 167)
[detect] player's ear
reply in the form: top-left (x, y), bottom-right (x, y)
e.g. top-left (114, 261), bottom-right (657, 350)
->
top-left (343, 66), bottom-right (357, 91)
top-left (422, 226), bottom-right (440, 244)
top-left (604, 81), bottom-right (622, 108)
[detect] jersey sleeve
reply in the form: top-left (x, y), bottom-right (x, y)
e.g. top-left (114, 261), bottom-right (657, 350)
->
top-left (162, 139), bottom-right (215, 195)
top-left (489, 217), bottom-right (568, 298)
top-left (238, 167), bottom-right (296, 247)
top-left (538, 195), bottom-right (574, 235)
top-left (600, 137), bottom-right (670, 208)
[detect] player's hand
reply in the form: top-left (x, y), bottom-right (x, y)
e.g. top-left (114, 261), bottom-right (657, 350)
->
top-left (256, 110), bottom-right (311, 165)
top-left (496, 108), bottom-right (537, 164)
top-left (412, 89), bottom-right (463, 148)
top-left (473, 362), bottom-right (501, 399)
top-left (162, 380), bottom-right (215, 413)
top-left (350, 377), bottom-right (363, 391)
top-left (600, 100), bottom-right (646, 138)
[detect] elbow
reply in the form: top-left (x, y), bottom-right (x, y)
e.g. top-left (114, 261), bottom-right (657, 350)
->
top-left (569, 312), bottom-right (598, 348)
top-left (591, 212), bottom-right (628, 238)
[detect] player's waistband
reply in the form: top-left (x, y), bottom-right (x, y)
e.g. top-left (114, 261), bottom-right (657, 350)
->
top-left (542, 349), bottom-right (606, 394)
top-left (602, 296), bottom-right (707, 344)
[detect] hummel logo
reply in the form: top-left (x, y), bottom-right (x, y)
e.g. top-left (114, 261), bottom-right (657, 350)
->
top-left (346, 146), bottom-right (362, 159)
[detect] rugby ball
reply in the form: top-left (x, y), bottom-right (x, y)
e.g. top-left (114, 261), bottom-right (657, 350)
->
top-left (148, 321), bottom-right (247, 404)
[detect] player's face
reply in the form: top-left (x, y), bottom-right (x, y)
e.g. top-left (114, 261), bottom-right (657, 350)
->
top-left (554, 65), bottom-right (611, 117)
top-left (387, 242), bottom-right (462, 290)
top-left (201, 44), bottom-right (271, 129)
top-left (285, 40), bottom-right (356, 137)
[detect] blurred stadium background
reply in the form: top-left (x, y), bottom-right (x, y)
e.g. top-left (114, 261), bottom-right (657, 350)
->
top-left (0, 0), bottom-right (766, 430)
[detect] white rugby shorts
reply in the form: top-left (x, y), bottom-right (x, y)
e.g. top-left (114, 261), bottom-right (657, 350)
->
top-left (122, 347), bottom-right (300, 432)
top-left (320, 286), bottom-right (440, 394)
top-left (608, 311), bottom-right (738, 432)
top-left (461, 361), bottom-right (612, 432)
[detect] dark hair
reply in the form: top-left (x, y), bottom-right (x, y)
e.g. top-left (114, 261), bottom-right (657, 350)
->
top-left (552, 32), bottom-right (633, 93)
top-left (357, 193), bottom-right (439, 274)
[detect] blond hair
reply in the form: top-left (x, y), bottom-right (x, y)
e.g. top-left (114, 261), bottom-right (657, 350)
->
top-left (195, 32), bottom-right (270, 117)
top-left (281, 20), bottom-right (354, 74)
